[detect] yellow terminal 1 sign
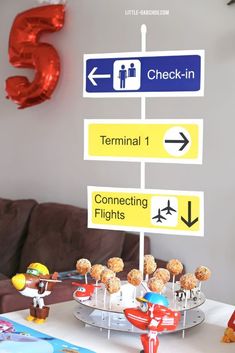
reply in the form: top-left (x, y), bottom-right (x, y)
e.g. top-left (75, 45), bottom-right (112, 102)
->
top-left (84, 119), bottom-right (203, 164)
top-left (88, 186), bottom-right (204, 237)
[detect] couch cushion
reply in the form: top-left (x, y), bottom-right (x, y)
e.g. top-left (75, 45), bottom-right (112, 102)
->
top-left (0, 198), bottom-right (37, 277)
top-left (121, 232), bottom-right (150, 262)
top-left (78, 226), bottom-right (125, 265)
top-left (0, 273), bottom-right (8, 280)
top-left (19, 202), bottom-right (125, 273)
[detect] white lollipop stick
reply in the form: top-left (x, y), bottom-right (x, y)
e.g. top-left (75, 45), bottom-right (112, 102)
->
top-left (173, 292), bottom-right (177, 309)
top-left (109, 294), bottom-right (112, 310)
top-left (182, 310), bottom-right (187, 339)
top-left (108, 313), bottom-right (111, 340)
top-left (182, 294), bottom-right (188, 339)
top-left (133, 286), bottom-right (137, 302)
top-left (184, 294), bottom-right (188, 309)
top-left (145, 274), bottom-right (149, 282)
top-left (95, 280), bottom-right (99, 293)
top-left (172, 274), bottom-right (176, 292)
top-left (95, 280), bottom-right (99, 305)
top-left (103, 288), bottom-right (107, 308)
top-left (141, 281), bottom-right (148, 292)
top-left (85, 273), bottom-right (88, 284)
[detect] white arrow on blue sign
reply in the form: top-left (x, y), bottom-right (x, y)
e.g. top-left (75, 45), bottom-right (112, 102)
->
top-left (83, 50), bottom-right (205, 98)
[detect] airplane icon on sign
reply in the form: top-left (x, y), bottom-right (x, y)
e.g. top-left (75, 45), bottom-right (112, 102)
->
top-left (161, 200), bottom-right (177, 215)
top-left (152, 209), bottom-right (167, 223)
top-left (151, 196), bottom-right (178, 227)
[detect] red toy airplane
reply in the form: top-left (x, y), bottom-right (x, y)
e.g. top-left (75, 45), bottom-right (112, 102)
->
top-left (228, 311), bottom-right (235, 331)
top-left (124, 292), bottom-right (180, 353)
top-left (72, 282), bottom-right (100, 301)
top-left (222, 310), bottom-right (235, 343)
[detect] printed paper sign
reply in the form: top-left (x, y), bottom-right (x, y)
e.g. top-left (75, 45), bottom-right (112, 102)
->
top-left (88, 186), bottom-right (204, 236)
top-left (84, 119), bottom-right (203, 164)
top-left (84, 50), bottom-right (205, 97)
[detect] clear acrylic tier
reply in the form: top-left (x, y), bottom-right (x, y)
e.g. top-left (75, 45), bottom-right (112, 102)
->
top-left (73, 281), bottom-right (206, 335)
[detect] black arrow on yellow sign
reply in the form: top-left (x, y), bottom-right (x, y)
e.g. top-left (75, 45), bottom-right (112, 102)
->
top-left (181, 201), bottom-right (199, 228)
top-left (165, 132), bottom-right (189, 151)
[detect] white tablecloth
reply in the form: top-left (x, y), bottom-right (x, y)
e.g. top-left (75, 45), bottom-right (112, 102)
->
top-left (3, 299), bottom-right (235, 353)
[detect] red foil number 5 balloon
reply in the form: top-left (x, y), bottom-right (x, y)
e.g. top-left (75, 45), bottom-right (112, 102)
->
top-left (6, 5), bottom-right (65, 109)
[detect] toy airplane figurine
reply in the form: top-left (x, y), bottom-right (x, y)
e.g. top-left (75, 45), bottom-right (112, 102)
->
top-left (222, 310), bottom-right (235, 343)
top-left (124, 292), bottom-right (180, 353)
top-left (72, 282), bottom-right (100, 301)
top-left (11, 263), bottom-right (61, 324)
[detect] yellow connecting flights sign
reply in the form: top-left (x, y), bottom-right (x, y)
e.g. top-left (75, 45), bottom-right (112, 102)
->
top-left (84, 119), bottom-right (203, 164)
top-left (88, 186), bottom-right (204, 236)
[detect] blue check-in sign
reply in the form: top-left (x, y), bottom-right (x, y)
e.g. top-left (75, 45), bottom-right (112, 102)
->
top-left (83, 50), bottom-right (204, 97)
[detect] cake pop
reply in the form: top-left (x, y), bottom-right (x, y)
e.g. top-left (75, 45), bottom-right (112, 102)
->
top-left (90, 264), bottom-right (105, 303)
top-left (195, 265), bottom-right (211, 291)
top-left (101, 268), bottom-right (116, 308)
top-left (179, 272), bottom-right (197, 336)
top-left (180, 273), bottom-right (197, 310)
top-left (90, 264), bottom-right (105, 283)
top-left (148, 278), bottom-right (165, 293)
top-left (180, 273), bottom-right (197, 291)
top-left (76, 258), bottom-right (91, 284)
top-left (107, 257), bottom-right (124, 274)
top-left (106, 277), bottom-right (121, 295)
top-left (127, 269), bottom-right (143, 286)
top-left (144, 255), bottom-right (157, 281)
top-left (153, 268), bottom-right (170, 284)
top-left (127, 269), bottom-right (143, 301)
top-left (101, 269), bottom-right (116, 284)
top-left (167, 259), bottom-right (183, 276)
top-left (167, 259), bottom-right (183, 292)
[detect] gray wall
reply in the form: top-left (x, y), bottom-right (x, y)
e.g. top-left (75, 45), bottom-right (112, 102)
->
top-left (0, 0), bottom-right (234, 304)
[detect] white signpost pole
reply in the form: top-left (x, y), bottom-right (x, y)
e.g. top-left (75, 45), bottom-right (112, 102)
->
top-left (139, 24), bottom-right (147, 273)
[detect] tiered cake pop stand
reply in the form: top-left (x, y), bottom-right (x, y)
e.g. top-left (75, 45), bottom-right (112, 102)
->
top-left (73, 281), bottom-right (206, 335)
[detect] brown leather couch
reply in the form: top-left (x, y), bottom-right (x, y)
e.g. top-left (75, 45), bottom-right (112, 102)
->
top-left (0, 197), bottom-right (160, 313)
